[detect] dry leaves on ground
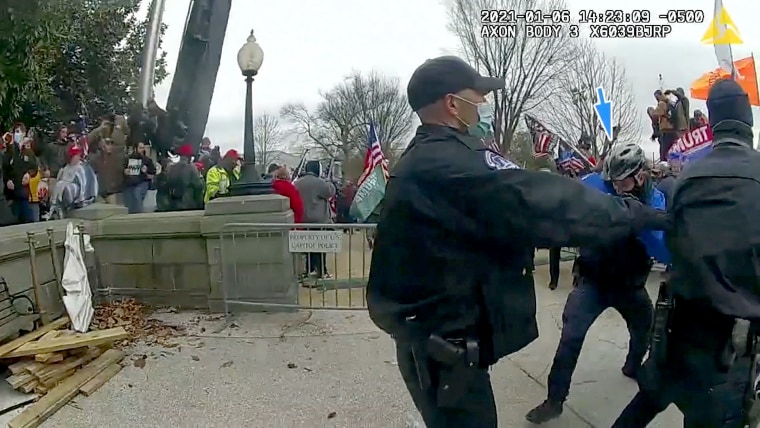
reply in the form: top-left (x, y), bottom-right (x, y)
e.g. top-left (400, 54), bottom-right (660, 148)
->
top-left (93, 298), bottom-right (185, 347)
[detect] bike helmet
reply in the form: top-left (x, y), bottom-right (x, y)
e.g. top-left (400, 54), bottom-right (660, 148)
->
top-left (601, 142), bottom-right (647, 181)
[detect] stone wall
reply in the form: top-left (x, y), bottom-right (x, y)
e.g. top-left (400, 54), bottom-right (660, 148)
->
top-left (0, 194), bottom-right (298, 318)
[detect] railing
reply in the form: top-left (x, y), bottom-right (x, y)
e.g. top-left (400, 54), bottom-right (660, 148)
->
top-left (218, 223), bottom-right (376, 312)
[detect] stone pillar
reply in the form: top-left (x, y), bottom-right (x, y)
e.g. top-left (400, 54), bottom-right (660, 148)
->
top-left (201, 194), bottom-right (296, 312)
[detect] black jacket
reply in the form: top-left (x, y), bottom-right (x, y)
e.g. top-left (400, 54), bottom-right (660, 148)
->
top-left (668, 137), bottom-right (760, 320)
top-left (367, 124), bottom-right (668, 363)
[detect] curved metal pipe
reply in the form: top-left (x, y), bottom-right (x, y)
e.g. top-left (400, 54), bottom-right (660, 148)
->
top-left (139, 0), bottom-right (168, 108)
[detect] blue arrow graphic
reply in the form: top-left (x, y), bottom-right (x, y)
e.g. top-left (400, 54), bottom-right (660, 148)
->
top-left (593, 87), bottom-right (613, 141)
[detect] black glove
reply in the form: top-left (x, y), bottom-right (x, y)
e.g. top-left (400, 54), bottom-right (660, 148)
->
top-left (620, 197), bottom-right (671, 232)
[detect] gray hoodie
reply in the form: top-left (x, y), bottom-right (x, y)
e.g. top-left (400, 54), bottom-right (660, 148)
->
top-left (294, 173), bottom-right (335, 223)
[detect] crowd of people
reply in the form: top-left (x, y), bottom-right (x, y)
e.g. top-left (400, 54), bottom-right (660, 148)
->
top-left (0, 115), bottom-right (360, 242)
top-left (367, 54), bottom-right (760, 428)
top-left (648, 86), bottom-right (709, 162)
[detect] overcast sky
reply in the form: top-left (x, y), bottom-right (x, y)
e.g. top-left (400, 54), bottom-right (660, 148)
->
top-left (151, 0), bottom-right (760, 156)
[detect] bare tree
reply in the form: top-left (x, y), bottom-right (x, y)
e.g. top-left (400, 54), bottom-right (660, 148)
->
top-left (447, 0), bottom-right (576, 153)
top-left (281, 70), bottom-right (413, 165)
top-left (541, 39), bottom-right (641, 157)
top-left (253, 113), bottom-right (284, 168)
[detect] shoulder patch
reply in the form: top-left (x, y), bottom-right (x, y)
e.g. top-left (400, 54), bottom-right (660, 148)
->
top-left (484, 150), bottom-right (520, 170)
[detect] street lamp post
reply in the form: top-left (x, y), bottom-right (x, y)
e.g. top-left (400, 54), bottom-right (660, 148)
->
top-left (229, 30), bottom-right (272, 196)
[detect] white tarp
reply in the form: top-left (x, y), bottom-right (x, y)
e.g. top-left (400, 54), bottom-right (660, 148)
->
top-left (61, 222), bottom-right (94, 332)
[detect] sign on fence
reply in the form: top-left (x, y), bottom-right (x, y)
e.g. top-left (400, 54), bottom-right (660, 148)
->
top-left (288, 230), bottom-right (343, 253)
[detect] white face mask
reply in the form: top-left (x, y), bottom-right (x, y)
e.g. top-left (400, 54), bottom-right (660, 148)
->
top-left (13, 132), bottom-right (22, 144)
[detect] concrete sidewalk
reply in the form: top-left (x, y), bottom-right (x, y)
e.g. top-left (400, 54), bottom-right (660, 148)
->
top-left (23, 263), bottom-right (681, 427)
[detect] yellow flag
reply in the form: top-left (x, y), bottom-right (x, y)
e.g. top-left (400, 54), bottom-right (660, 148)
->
top-left (701, 5), bottom-right (743, 44)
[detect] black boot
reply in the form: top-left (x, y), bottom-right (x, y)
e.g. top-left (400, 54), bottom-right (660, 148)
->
top-left (622, 361), bottom-right (639, 379)
top-left (525, 399), bottom-right (563, 424)
top-left (548, 281), bottom-right (558, 290)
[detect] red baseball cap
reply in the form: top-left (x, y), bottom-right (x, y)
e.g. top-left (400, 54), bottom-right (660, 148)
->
top-left (224, 149), bottom-right (242, 160)
top-left (176, 144), bottom-right (194, 157)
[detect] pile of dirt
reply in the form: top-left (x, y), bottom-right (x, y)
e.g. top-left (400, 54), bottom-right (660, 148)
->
top-left (92, 298), bottom-right (185, 347)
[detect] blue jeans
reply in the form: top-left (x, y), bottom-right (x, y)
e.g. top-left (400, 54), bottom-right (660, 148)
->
top-left (124, 181), bottom-right (149, 214)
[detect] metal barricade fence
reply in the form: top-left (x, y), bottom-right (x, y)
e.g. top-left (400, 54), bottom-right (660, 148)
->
top-left (218, 223), bottom-right (376, 312)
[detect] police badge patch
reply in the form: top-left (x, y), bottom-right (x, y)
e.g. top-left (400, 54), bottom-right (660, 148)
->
top-left (484, 151), bottom-right (520, 170)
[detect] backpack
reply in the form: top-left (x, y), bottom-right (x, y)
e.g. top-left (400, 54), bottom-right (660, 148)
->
top-left (669, 143), bottom-right (760, 320)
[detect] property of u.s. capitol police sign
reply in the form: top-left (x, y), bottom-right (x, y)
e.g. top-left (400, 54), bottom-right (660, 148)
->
top-left (484, 150), bottom-right (520, 170)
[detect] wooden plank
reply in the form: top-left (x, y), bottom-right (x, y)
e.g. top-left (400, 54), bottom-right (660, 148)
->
top-left (37, 331), bottom-right (62, 342)
top-left (8, 360), bottom-right (34, 375)
top-left (8, 349), bottom-right (125, 428)
top-left (35, 353), bottom-right (63, 363)
top-left (33, 385), bottom-right (47, 395)
top-left (0, 317), bottom-right (69, 358)
top-left (25, 362), bottom-right (48, 377)
top-left (6, 372), bottom-right (34, 389)
top-left (79, 363), bottom-right (121, 396)
top-left (19, 380), bottom-right (38, 394)
top-left (37, 348), bottom-right (101, 384)
top-left (40, 369), bottom-right (75, 389)
top-left (4, 328), bottom-right (128, 358)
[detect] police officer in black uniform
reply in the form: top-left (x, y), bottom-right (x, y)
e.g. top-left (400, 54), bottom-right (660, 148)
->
top-left (366, 55), bottom-right (669, 428)
top-left (612, 79), bottom-right (760, 427)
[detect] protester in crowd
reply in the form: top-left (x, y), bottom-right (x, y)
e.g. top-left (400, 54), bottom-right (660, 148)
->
top-left (675, 87), bottom-right (690, 120)
top-left (45, 125), bottom-right (74, 179)
top-left (271, 166), bottom-right (303, 223)
top-left (337, 179), bottom-right (357, 225)
top-left (689, 109), bottom-right (708, 130)
top-left (199, 145), bottom-right (221, 175)
top-left (647, 107), bottom-right (660, 144)
top-left (199, 137), bottom-right (212, 157)
top-left (263, 163), bottom-right (279, 181)
top-left (3, 132), bottom-right (39, 223)
top-left (154, 158), bottom-right (172, 212)
top-left (193, 161), bottom-right (205, 179)
top-left (26, 163), bottom-right (42, 222)
top-left (577, 139), bottom-right (596, 166)
top-left (204, 149), bottom-right (239, 203)
top-left (653, 161), bottom-right (676, 203)
top-left (37, 167), bottom-right (50, 220)
top-left (87, 113), bottom-right (129, 151)
top-left (49, 145), bottom-right (96, 218)
top-left (294, 160), bottom-right (336, 279)
top-left (164, 144), bottom-right (204, 211)
top-left (651, 90), bottom-right (685, 161)
top-left (122, 141), bottom-right (156, 214)
top-left (91, 139), bottom-right (125, 205)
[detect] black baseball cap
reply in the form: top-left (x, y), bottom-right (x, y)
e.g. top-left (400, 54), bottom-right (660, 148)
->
top-left (407, 56), bottom-right (505, 112)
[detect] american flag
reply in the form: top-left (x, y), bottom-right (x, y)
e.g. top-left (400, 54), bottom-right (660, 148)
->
top-left (556, 143), bottom-right (587, 174)
top-left (524, 115), bottom-right (555, 158)
top-left (357, 122), bottom-right (389, 187)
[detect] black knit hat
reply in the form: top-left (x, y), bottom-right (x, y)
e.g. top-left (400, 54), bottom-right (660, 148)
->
top-left (706, 78), bottom-right (753, 129)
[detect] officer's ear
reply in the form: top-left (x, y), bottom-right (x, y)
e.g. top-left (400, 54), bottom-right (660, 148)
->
top-left (443, 94), bottom-right (460, 116)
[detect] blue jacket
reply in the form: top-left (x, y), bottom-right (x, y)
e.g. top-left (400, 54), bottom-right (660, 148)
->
top-left (581, 172), bottom-right (670, 265)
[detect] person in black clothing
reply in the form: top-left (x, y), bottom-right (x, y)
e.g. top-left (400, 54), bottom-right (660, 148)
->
top-left (613, 79), bottom-right (759, 428)
top-left (122, 142), bottom-right (156, 214)
top-left (526, 142), bottom-right (665, 424)
top-left (366, 55), bottom-right (669, 427)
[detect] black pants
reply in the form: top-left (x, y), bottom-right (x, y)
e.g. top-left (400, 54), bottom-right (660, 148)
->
top-left (547, 282), bottom-right (653, 402)
top-left (659, 131), bottom-right (679, 161)
top-left (549, 247), bottom-right (561, 285)
top-left (613, 305), bottom-right (748, 428)
top-left (307, 253), bottom-right (327, 276)
top-left (396, 341), bottom-right (497, 427)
